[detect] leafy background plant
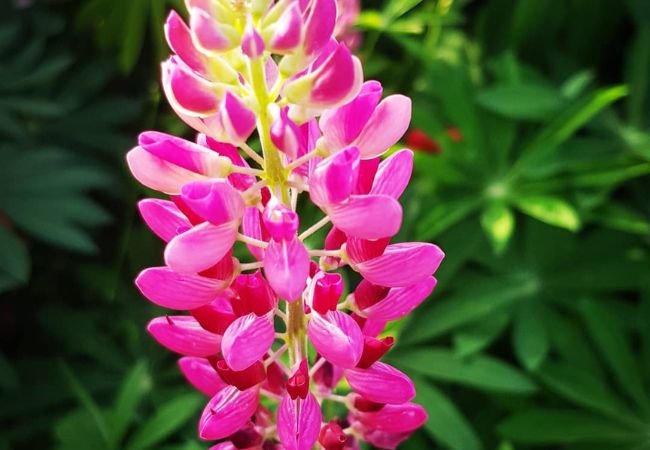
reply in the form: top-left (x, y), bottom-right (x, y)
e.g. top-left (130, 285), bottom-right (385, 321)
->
top-left (1, 0), bottom-right (649, 449)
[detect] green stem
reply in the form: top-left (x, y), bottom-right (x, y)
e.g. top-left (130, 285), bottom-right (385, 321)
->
top-left (286, 301), bottom-right (306, 367)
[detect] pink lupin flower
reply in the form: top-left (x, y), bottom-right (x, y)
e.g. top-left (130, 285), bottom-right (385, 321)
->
top-left (127, 1), bottom-right (443, 447)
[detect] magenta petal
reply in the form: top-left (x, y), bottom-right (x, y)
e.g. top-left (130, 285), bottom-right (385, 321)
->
top-left (354, 95), bottom-right (411, 158)
top-left (138, 199), bottom-right (190, 242)
top-left (147, 316), bottom-right (221, 357)
top-left (127, 146), bottom-right (206, 194)
top-left (308, 311), bottom-right (364, 368)
top-left (242, 207), bottom-right (268, 260)
top-left (165, 10), bottom-right (206, 74)
top-left (198, 386), bottom-right (259, 440)
top-left (353, 243), bottom-right (445, 287)
top-left (220, 92), bottom-right (257, 143)
top-left (139, 131), bottom-right (229, 177)
top-left (357, 276), bottom-right (437, 322)
top-left (310, 44), bottom-right (362, 107)
top-left (302, 0), bottom-right (337, 57)
top-left (320, 80), bottom-right (383, 149)
top-left (269, 3), bottom-right (302, 52)
top-left (345, 362), bottom-right (415, 404)
top-left (180, 180), bottom-right (245, 225)
top-left (190, 8), bottom-right (233, 52)
top-left (136, 267), bottom-right (227, 310)
top-left (164, 57), bottom-right (219, 115)
top-left (328, 195), bottom-right (402, 239)
top-left (165, 221), bottom-right (238, 274)
top-left (277, 393), bottom-right (322, 450)
top-left (222, 313), bottom-right (275, 371)
top-left (370, 149), bottom-right (413, 199)
top-left (309, 146), bottom-right (360, 206)
top-left (178, 356), bottom-right (227, 396)
top-left (263, 238), bottom-right (310, 301)
top-left (356, 402), bottom-right (428, 433)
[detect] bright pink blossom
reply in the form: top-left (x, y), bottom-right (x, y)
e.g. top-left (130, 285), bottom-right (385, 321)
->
top-left (128, 1), bottom-right (443, 448)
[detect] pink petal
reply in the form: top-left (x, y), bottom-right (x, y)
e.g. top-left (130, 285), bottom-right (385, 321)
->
top-left (222, 313), bottom-right (275, 371)
top-left (242, 207), bottom-right (268, 260)
top-left (370, 149), bottom-right (413, 198)
top-left (309, 146), bottom-right (360, 206)
top-left (180, 180), bottom-right (245, 225)
top-left (277, 393), bottom-right (322, 450)
top-left (189, 8), bottom-right (234, 52)
top-left (147, 316), bottom-right (221, 357)
top-left (308, 311), bottom-right (364, 368)
top-left (220, 92), bottom-right (257, 143)
top-left (310, 45), bottom-right (362, 107)
top-left (303, 0), bottom-right (337, 57)
top-left (352, 243), bottom-right (444, 287)
top-left (198, 386), bottom-right (259, 440)
top-left (320, 80), bottom-right (383, 149)
top-left (269, 3), bottom-right (302, 52)
top-left (163, 57), bottom-right (220, 116)
top-left (164, 10), bottom-right (206, 74)
top-left (138, 199), bottom-right (191, 242)
top-left (263, 238), bottom-right (310, 301)
top-left (178, 356), bottom-right (227, 396)
top-left (355, 402), bottom-right (428, 433)
top-left (242, 22), bottom-right (265, 58)
top-left (355, 157), bottom-right (381, 195)
top-left (355, 276), bottom-right (437, 322)
top-left (353, 95), bottom-right (411, 158)
top-left (345, 362), bottom-right (415, 404)
top-left (327, 194), bottom-right (402, 239)
top-left (359, 429), bottom-right (412, 450)
top-left (165, 221), bottom-right (238, 274)
top-left (138, 131), bottom-right (230, 177)
top-left (126, 146), bottom-right (206, 194)
top-left (136, 267), bottom-right (227, 310)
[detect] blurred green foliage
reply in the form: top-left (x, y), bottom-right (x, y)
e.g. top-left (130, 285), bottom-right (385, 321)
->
top-left (0, 0), bottom-right (649, 449)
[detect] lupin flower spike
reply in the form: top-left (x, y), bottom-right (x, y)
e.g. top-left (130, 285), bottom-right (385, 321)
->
top-left (127, 0), bottom-right (443, 448)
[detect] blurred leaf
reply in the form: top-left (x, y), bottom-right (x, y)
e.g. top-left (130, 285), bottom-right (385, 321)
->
top-left (625, 26), bottom-right (650, 125)
top-left (396, 348), bottom-right (537, 394)
top-left (518, 85), bottom-right (628, 167)
top-left (414, 377), bottom-right (483, 450)
top-left (403, 273), bottom-right (537, 344)
top-left (453, 311), bottom-right (510, 357)
top-left (0, 352), bottom-right (17, 390)
top-left (416, 198), bottom-right (480, 242)
top-left (480, 202), bottom-right (515, 254)
top-left (111, 361), bottom-right (152, 446)
top-left (579, 298), bottom-right (649, 411)
top-left (120, 0), bottom-right (149, 72)
top-left (589, 202), bottom-right (650, 235)
top-left (560, 71), bottom-right (595, 100)
top-left (498, 410), bottom-right (638, 444)
top-left (0, 227), bottom-right (29, 293)
top-left (535, 361), bottom-right (637, 424)
top-left (513, 195), bottom-right (580, 231)
top-left (512, 301), bottom-right (549, 371)
top-left (126, 393), bottom-right (203, 450)
top-left (477, 84), bottom-right (564, 120)
top-left (54, 409), bottom-right (106, 450)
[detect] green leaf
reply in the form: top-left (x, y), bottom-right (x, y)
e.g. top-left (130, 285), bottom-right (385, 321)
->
top-left (55, 409), bottom-right (107, 450)
top-left (513, 195), bottom-right (580, 231)
top-left (589, 202), bottom-right (650, 235)
top-left (126, 393), bottom-right (202, 450)
top-left (111, 361), bottom-right (152, 446)
top-left (477, 84), bottom-right (564, 120)
top-left (0, 227), bottom-right (30, 292)
top-left (119, 0), bottom-right (149, 72)
top-left (560, 71), bottom-right (595, 99)
top-left (512, 302), bottom-right (549, 370)
top-left (579, 298), bottom-right (649, 411)
top-left (535, 361), bottom-right (637, 424)
top-left (517, 85), bottom-right (628, 166)
top-left (498, 410), bottom-right (638, 444)
top-left (453, 311), bottom-right (510, 357)
top-left (403, 273), bottom-right (538, 344)
top-left (480, 202), bottom-right (515, 254)
top-left (416, 198), bottom-right (481, 241)
top-left (395, 348), bottom-right (537, 394)
top-left (413, 377), bottom-right (483, 450)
